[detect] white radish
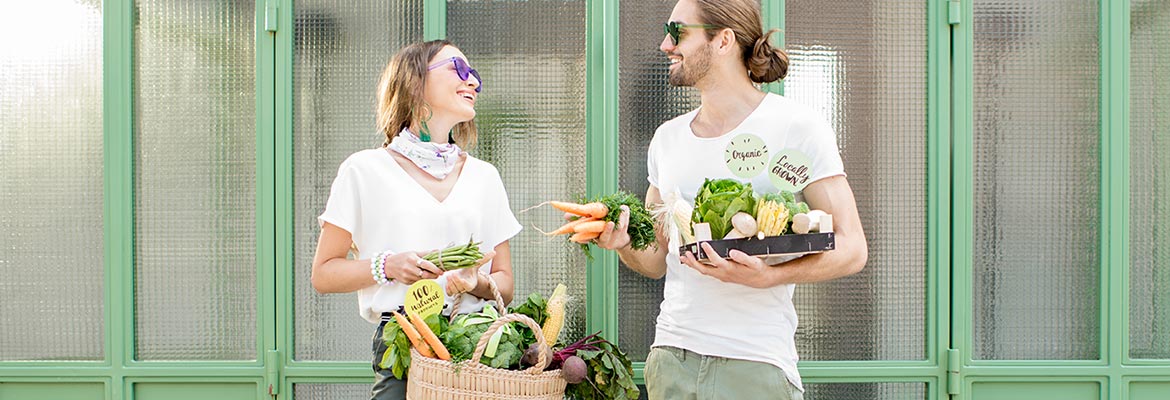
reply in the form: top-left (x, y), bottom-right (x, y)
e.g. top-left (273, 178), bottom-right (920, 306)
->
top-left (792, 210), bottom-right (829, 234)
top-left (730, 212), bottom-right (759, 237)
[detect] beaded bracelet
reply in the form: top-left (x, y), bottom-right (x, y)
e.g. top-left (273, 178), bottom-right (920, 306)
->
top-left (370, 250), bottom-right (394, 286)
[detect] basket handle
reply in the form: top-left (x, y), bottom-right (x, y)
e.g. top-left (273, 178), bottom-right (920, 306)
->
top-left (469, 313), bottom-right (551, 375)
top-left (448, 272), bottom-right (507, 323)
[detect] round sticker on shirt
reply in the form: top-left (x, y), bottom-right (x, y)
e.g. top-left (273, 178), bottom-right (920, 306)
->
top-left (404, 279), bottom-right (445, 320)
top-left (769, 149), bottom-right (814, 192)
top-left (724, 133), bottom-right (769, 178)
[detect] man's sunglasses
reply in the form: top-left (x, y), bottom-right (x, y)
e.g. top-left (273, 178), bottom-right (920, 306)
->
top-left (427, 57), bottom-right (482, 93)
top-left (664, 21), bottom-right (718, 46)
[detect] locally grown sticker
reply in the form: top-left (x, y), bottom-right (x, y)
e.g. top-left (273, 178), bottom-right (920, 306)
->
top-left (724, 133), bottom-right (769, 178)
top-left (404, 279), bottom-right (444, 319)
top-left (769, 149), bottom-right (813, 192)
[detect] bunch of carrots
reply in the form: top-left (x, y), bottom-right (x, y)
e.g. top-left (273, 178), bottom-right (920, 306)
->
top-left (393, 310), bottom-right (451, 361)
top-left (545, 201), bottom-right (610, 244)
top-left (537, 192), bottom-right (658, 251)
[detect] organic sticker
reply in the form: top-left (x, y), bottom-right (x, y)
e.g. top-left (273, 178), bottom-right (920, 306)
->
top-left (769, 149), bottom-right (813, 192)
top-left (724, 133), bottom-right (769, 178)
top-left (404, 279), bottom-right (444, 320)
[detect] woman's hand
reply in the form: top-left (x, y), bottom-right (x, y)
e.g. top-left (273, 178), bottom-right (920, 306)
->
top-left (444, 251), bottom-right (495, 296)
top-left (383, 251), bottom-right (444, 285)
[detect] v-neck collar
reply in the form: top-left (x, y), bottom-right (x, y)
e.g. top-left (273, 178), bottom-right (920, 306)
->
top-left (382, 148), bottom-right (470, 204)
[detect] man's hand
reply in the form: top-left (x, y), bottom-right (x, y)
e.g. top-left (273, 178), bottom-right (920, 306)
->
top-left (680, 242), bottom-right (772, 288)
top-left (592, 205), bottom-right (632, 250)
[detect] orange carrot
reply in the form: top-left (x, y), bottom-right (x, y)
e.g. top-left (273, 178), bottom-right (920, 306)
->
top-left (392, 311), bottom-right (434, 358)
top-left (544, 217), bottom-right (598, 236)
top-left (573, 220), bottom-right (607, 234)
top-left (569, 231), bottom-right (601, 243)
top-left (406, 310), bottom-right (451, 361)
top-left (550, 201), bottom-right (608, 219)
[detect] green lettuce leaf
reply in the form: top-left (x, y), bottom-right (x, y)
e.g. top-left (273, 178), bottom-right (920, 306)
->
top-left (692, 178), bottom-right (757, 239)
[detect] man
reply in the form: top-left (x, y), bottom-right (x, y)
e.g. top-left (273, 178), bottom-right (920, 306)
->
top-left (593, 0), bottom-right (868, 398)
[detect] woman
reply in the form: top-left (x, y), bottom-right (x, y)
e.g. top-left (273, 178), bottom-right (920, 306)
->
top-left (311, 40), bottom-right (520, 400)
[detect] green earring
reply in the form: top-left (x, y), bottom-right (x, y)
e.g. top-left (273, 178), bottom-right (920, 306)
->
top-left (419, 120), bottom-right (432, 142)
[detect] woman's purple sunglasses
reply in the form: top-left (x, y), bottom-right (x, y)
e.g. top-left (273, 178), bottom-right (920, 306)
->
top-left (427, 57), bottom-right (482, 93)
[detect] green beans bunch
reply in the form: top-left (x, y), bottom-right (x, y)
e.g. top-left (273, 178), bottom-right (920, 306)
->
top-left (422, 240), bottom-right (485, 271)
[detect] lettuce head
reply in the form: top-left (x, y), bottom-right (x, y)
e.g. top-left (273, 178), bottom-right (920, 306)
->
top-left (692, 178), bottom-right (756, 240)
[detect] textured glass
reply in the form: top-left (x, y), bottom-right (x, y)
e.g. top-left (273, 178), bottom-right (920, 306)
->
top-left (134, 0), bottom-right (257, 360)
top-left (803, 382), bottom-right (926, 400)
top-left (448, 0), bottom-right (589, 343)
top-left (0, 0), bottom-right (104, 361)
top-left (1130, 0), bottom-right (1170, 360)
top-left (617, 0), bottom-right (700, 362)
top-left (292, 0), bottom-right (423, 361)
top-left (293, 384), bottom-right (372, 400)
top-left (787, 0), bottom-right (928, 361)
top-left (971, 0), bottom-right (1100, 360)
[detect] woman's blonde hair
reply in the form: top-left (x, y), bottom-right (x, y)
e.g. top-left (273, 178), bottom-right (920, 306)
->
top-left (375, 40), bottom-right (477, 149)
top-left (696, 0), bottom-right (789, 83)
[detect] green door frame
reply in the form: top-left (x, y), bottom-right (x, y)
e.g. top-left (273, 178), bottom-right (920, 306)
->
top-left (0, 0), bottom-right (278, 398)
top-left (270, 0), bottom-right (371, 392)
top-left (950, 0), bottom-right (1170, 398)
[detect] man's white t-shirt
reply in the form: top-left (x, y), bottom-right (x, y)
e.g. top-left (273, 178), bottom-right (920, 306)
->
top-left (647, 93), bottom-right (846, 391)
top-left (318, 148), bottom-right (522, 324)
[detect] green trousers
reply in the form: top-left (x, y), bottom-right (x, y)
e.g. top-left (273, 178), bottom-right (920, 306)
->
top-left (645, 346), bottom-right (804, 400)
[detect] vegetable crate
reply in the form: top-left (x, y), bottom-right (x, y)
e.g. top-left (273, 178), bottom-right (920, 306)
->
top-left (680, 231), bottom-right (835, 264)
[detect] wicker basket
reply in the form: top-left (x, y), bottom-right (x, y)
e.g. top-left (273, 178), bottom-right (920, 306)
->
top-left (405, 277), bottom-right (567, 400)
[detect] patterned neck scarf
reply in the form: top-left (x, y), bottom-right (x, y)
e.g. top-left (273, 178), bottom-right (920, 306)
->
top-left (387, 128), bottom-right (462, 179)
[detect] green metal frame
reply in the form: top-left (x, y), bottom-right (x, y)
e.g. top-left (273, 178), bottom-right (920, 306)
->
top-left (950, 0), bottom-right (975, 396)
top-left (585, 0), bottom-right (621, 350)
top-left (0, 0), bottom-right (277, 397)
top-left (950, 0), bottom-right (1170, 398)
top-left (271, 0), bottom-right (373, 390)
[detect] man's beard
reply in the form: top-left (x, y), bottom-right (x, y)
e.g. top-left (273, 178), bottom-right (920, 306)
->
top-left (668, 46), bottom-right (711, 87)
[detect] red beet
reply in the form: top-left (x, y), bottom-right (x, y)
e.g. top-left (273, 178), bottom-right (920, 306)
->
top-left (562, 355), bottom-right (587, 384)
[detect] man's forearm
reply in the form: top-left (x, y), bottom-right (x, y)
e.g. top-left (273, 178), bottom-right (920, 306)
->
top-left (616, 244), bottom-right (669, 280)
top-left (764, 231), bottom-right (867, 286)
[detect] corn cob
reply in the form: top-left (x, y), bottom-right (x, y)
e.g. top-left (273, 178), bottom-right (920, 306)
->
top-left (542, 284), bottom-right (568, 344)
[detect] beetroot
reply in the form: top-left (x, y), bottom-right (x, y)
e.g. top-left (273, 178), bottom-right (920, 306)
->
top-left (561, 355), bottom-right (587, 384)
top-left (521, 343), bottom-right (542, 367)
top-left (549, 331), bottom-right (604, 369)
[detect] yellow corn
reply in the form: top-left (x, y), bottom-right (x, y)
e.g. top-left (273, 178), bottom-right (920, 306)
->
top-left (542, 284), bottom-right (568, 344)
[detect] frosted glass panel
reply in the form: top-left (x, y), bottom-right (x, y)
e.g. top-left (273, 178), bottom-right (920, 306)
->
top-left (134, 0), bottom-right (257, 360)
top-left (971, 0), bottom-right (1100, 360)
top-left (0, 0), bottom-right (104, 361)
top-left (448, 0), bottom-right (590, 343)
top-left (1129, 0), bottom-right (1170, 360)
top-left (292, 0), bottom-right (423, 361)
top-left (616, 0), bottom-right (699, 362)
top-left (803, 382), bottom-right (926, 400)
top-left (787, 0), bottom-right (927, 361)
top-left (293, 384), bottom-right (372, 400)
